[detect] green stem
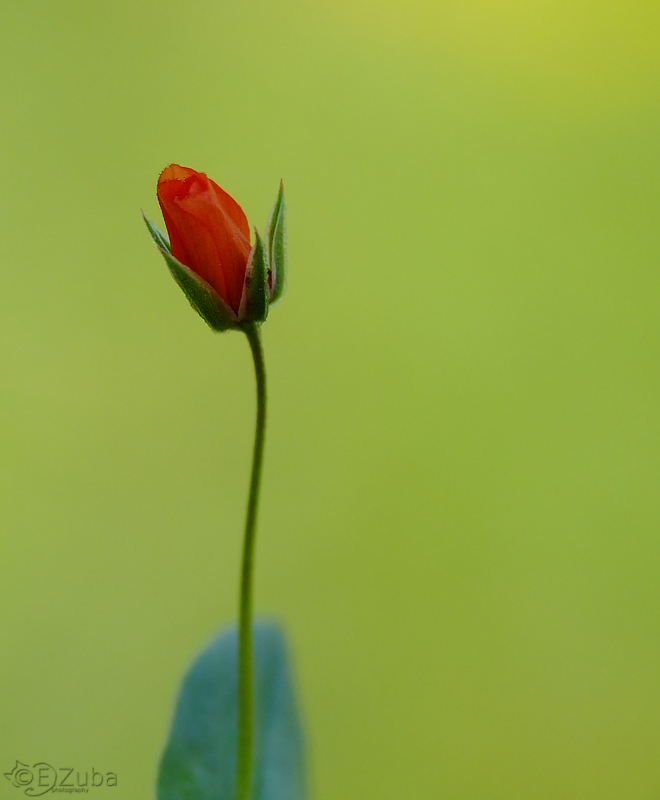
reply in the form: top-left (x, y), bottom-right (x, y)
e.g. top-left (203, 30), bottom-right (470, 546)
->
top-left (235, 322), bottom-right (267, 800)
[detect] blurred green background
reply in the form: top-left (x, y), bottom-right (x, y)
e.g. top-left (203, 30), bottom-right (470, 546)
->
top-left (1, 0), bottom-right (660, 798)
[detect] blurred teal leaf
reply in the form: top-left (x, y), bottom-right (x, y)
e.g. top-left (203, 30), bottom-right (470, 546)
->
top-left (142, 212), bottom-right (237, 332)
top-left (157, 622), bottom-right (306, 800)
top-left (265, 182), bottom-right (286, 306)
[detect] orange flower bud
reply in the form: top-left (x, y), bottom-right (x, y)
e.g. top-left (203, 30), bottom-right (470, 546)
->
top-left (157, 164), bottom-right (251, 316)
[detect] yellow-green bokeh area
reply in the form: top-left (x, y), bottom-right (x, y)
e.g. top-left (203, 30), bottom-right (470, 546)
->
top-left (1, 0), bottom-right (660, 798)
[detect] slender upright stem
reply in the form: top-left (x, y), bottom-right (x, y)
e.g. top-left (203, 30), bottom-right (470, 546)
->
top-left (235, 322), bottom-right (267, 800)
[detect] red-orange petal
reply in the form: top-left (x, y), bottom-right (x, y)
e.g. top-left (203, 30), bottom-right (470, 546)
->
top-left (156, 165), bottom-right (251, 314)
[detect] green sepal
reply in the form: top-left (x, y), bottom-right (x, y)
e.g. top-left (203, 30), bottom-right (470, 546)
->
top-left (142, 213), bottom-right (238, 332)
top-left (142, 212), bottom-right (172, 254)
top-left (157, 622), bottom-right (307, 800)
top-left (265, 181), bottom-right (287, 305)
top-left (241, 228), bottom-right (269, 323)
